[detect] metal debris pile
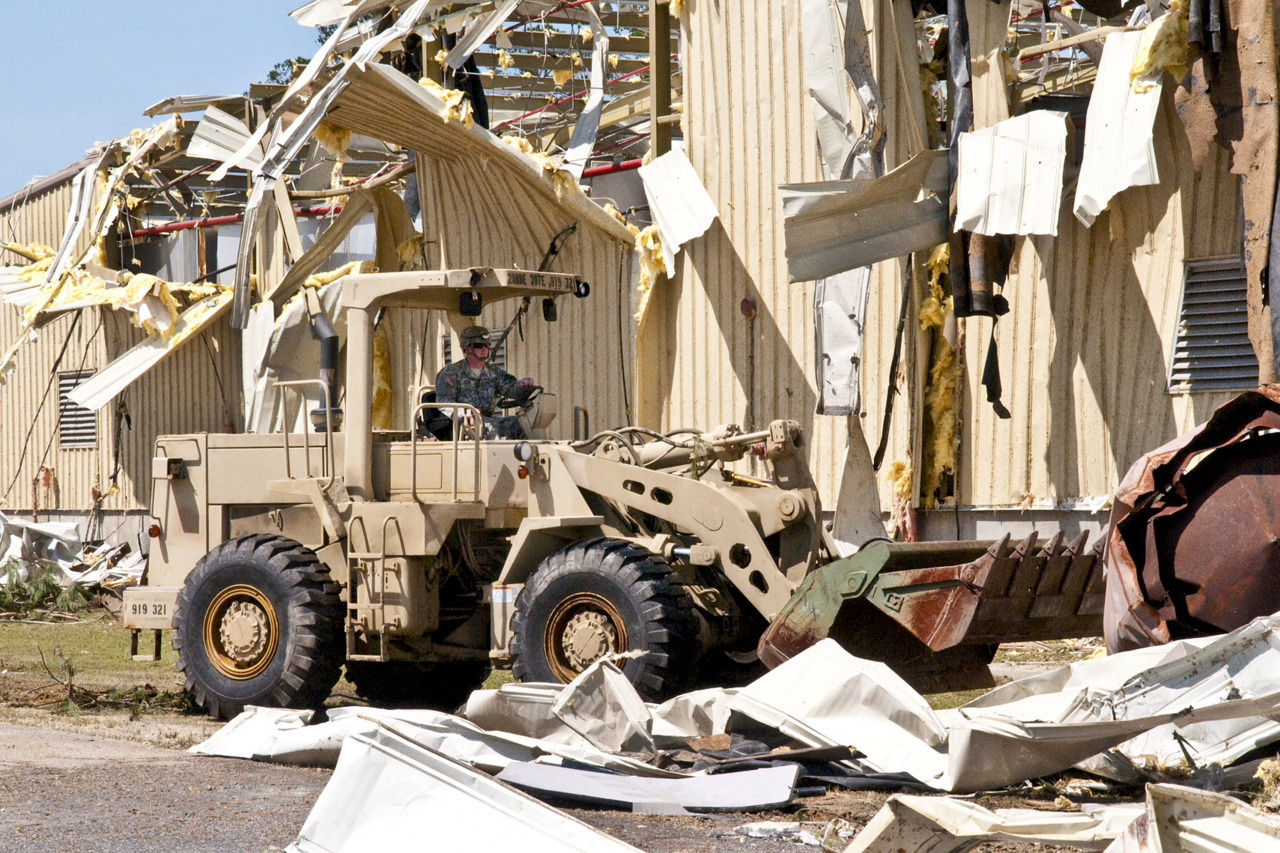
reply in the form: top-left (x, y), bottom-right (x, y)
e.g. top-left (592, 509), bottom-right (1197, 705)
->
top-left (193, 616), bottom-right (1280, 851)
top-left (0, 509), bottom-right (144, 609)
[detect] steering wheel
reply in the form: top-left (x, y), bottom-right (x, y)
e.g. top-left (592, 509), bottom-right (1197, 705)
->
top-left (496, 384), bottom-right (543, 410)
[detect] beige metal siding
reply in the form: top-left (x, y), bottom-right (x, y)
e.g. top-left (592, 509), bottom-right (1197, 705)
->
top-left (415, 158), bottom-right (635, 434)
top-left (101, 310), bottom-right (242, 512)
top-left (953, 87), bottom-right (1242, 507)
top-left (671, 1), bottom-right (1246, 512)
top-left (0, 182), bottom-right (110, 514)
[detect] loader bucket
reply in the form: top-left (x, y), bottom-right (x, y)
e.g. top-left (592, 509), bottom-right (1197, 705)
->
top-left (758, 531), bottom-right (1105, 693)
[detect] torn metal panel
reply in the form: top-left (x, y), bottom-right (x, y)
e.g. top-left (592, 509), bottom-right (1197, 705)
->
top-left (231, 0), bottom-right (444, 325)
top-left (67, 291), bottom-right (234, 410)
top-left (814, 263), bottom-right (869, 416)
top-left (956, 111), bottom-right (1069, 237)
top-left (321, 62), bottom-right (633, 246)
top-left (735, 635), bottom-right (1280, 793)
top-left (1073, 31), bottom-right (1161, 228)
top-left (1102, 387), bottom-right (1280, 652)
top-left (187, 106), bottom-right (264, 172)
top-left (495, 762), bottom-right (798, 812)
top-left (551, 658), bottom-right (655, 754)
top-left (650, 687), bottom-right (737, 745)
top-left (637, 148), bottom-right (719, 276)
top-left (288, 729), bottom-right (643, 853)
top-left (1104, 784), bottom-right (1280, 853)
top-left (845, 794), bottom-right (1142, 853)
top-left (780, 149), bottom-right (948, 282)
top-left (464, 682), bottom-right (596, 746)
top-left (800, 0), bottom-right (881, 419)
top-left (143, 94), bottom-right (241, 117)
top-left (562, 2), bottom-right (608, 180)
top-left (446, 0), bottom-right (521, 70)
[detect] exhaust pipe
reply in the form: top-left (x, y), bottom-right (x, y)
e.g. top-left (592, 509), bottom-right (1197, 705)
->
top-left (309, 307), bottom-right (344, 432)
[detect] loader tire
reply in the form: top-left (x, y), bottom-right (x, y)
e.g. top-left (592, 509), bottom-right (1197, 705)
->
top-left (510, 537), bottom-right (698, 700)
top-left (344, 660), bottom-right (491, 711)
top-left (172, 534), bottom-right (344, 720)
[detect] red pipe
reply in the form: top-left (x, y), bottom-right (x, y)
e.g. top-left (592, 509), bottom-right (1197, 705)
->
top-left (129, 205), bottom-right (341, 239)
top-left (494, 62), bottom-right (660, 130)
top-left (580, 158), bottom-right (642, 178)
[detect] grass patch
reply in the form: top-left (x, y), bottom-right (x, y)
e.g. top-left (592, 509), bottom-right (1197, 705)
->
top-left (0, 611), bottom-right (184, 713)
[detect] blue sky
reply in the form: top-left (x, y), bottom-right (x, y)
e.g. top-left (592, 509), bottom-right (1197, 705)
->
top-left (0, 1), bottom-right (322, 196)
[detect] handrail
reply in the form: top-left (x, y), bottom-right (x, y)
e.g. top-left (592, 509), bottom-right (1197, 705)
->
top-left (273, 379), bottom-right (336, 491)
top-left (410, 401), bottom-right (483, 503)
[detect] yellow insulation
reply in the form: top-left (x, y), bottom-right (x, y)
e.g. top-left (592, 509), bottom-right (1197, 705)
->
top-left (418, 77), bottom-right (474, 128)
top-left (372, 322), bottom-right (394, 430)
top-left (630, 224), bottom-right (666, 323)
top-left (1, 241), bottom-right (54, 262)
top-left (496, 49), bottom-right (515, 70)
top-left (671, 0), bottom-right (685, 15)
top-left (552, 68), bottom-right (573, 87)
top-left (397, 233), bottom-right (425, 266)
top-left (1130, 0), bottom-right (1190, 92)
top-left (919, 244), bottom-right (959, 508)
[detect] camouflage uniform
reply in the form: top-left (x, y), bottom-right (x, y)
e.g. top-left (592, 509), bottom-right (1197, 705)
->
top-left (434, 360), bottom-right (524, 439)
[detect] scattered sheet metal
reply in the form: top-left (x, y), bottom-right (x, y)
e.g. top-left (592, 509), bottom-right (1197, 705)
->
top-left (191, 705), bottom-right (535, 771)
top-left (732, 635), bottom-right (1280, 793)
top-left (779, 149), bottom-right (948, 282)
top-left (287, 728), bottom-right (643, 853)
top-left (464, 681), bottom-right (596, 746)
top-left (637, 148), bottom-right (720, 276)
top-left (551, 657), bottom-right (655, 754)
top-left (814, 267), bottom-right (870, 416)
top-left (0, 511), bottom-right (143, 589)
top-left (192, 704), bottom-right (681, 778)
top-left (67, 290), bottom-right (235, 411)
top-left (496, 761), bottom-right (799, 813)
top-left (0, 511), bottom-right (82, 578)
top-left (650, 687), bottom-right (737, 745)
top-left (956, 111), bottom-right (1069, 236)
top-left (1103, 783), bottom-right (1280, 853)
top-left (1102, 387), bottom-right (1280, 652)
top-left (845, 795), bottom-right (1143, 853)
top-left (1073, 30), bottom-right (1161, 228)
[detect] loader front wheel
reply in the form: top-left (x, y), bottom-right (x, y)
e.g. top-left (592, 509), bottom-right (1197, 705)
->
top-left (510, 538), bottom-right (697, 700)
top-left (172, 535), bottom-right (344, 720)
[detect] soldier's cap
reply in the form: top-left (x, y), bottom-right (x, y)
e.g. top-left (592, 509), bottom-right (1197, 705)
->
top-left (460, 325), bottom-right (491, 348)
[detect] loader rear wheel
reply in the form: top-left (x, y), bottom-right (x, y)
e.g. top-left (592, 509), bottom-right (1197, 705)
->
top-left (344, 660), bottom-right (491, 711)
top-left (172, 535), bottom-right (344, 720)
top-left (510, 537), bottom-right (697, 700)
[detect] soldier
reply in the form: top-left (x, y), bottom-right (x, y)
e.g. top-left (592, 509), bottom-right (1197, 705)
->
top-left (434, 325), bottom-right (534, 439)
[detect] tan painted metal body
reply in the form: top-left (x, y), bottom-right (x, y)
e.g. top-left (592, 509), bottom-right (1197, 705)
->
top-left (136, 269), bottom-right (829, 677)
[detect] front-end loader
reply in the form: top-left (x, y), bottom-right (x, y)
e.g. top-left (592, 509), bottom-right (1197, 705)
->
top-left (124, 267), bottom-right (1106, 718)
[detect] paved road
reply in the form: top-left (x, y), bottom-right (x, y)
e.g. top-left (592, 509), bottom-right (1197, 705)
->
top-left (0, 723), bottom-right (330, 852)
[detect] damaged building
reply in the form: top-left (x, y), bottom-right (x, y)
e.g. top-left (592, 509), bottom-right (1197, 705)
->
top-left (0, 0), bottom-right (1267, 557)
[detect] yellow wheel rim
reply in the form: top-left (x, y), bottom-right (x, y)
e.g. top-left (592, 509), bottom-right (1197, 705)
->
top-left (544, 592), bottom-right (628, 683)
top-left (203, 584), bottom-right (279, 680)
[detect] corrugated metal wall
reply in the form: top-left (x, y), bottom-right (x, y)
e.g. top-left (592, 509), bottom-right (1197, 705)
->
top-left (673, 0), bottom-right (1244, 512)
top-left (0, 182), bottom-right (110, 515)
top-left (953, 75), bottom-right (1241, 506)
top-left (100, 309), bottom-right (241, 512)
top-left (415, 158), bottom-right (635, 434)
top-left (1, 184), bottom-right (242, 514)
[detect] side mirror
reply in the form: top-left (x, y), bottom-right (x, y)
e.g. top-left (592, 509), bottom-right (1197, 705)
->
top-left (542, 298), bottom-right (558, 322)
top-left (460, 291), bottom-right (483, 316)
top-left (574, 279), bottom-right (590, 298)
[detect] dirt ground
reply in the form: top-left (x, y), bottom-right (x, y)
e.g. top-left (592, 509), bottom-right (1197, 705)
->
top-left (0, 614), bottom-right (1122, 852)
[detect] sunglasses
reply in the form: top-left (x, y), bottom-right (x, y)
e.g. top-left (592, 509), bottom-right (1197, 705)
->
top-left (467, 343), bottom-right (490, 350)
